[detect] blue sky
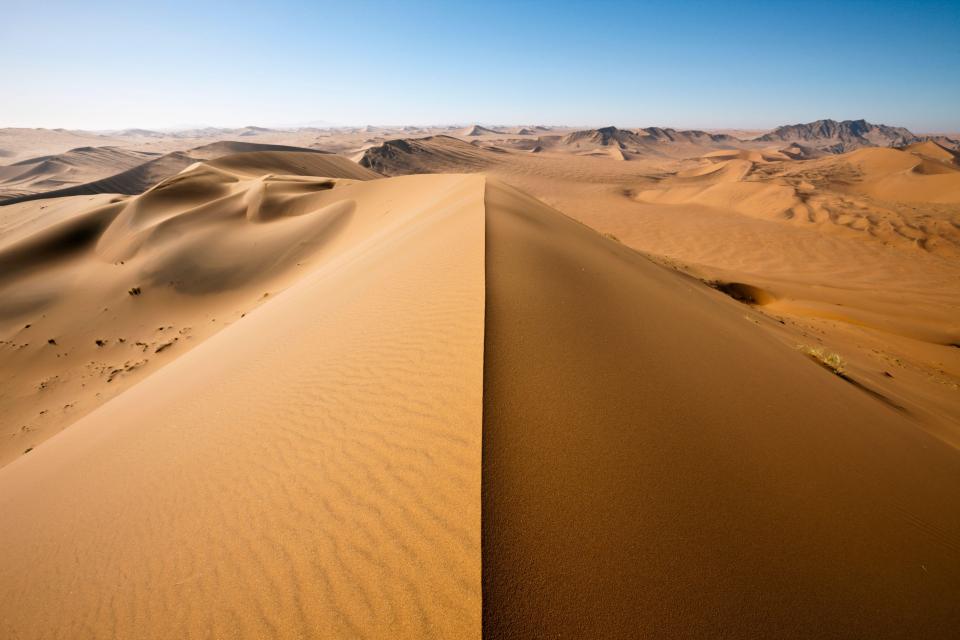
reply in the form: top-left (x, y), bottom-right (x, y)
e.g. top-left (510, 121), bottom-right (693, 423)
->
top-left (2, 0), bottom-right (958, 131)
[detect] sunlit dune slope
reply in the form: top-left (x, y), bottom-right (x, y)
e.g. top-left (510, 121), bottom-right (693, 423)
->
top-left (0, 170), bottom-right (485, 638)
top-left (0, 151), bottom-right (376, 466)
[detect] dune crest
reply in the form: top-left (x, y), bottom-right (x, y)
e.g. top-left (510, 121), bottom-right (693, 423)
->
top-left (1, 148), bottom-right (958, 639)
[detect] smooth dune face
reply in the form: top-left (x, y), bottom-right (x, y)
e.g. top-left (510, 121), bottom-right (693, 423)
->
top-left (0, 171), bottom-right (485, 639)
top-left (481, 179), bottom-right (960, 638)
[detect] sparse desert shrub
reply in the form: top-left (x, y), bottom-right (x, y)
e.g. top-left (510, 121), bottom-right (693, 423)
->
top-left (799, 345), bottom-right (846, 376)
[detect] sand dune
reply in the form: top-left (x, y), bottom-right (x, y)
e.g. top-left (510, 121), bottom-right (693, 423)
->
top-left (0, 141), bottom-right (336, 206)
top-left (0, 150), bottom-right (378, 467)
top-left (1, 132), bottom-right (958, 639)
top-left (357, 132), bottom-right (959, 436)
top-left (835, 147), bottom-right (960, 203)
top-left (421, 137), bottom-right (959, 438)
top-left (204, 149), bottom-right (379, 179)
top-left (0, 145), bottom-right (160, 200)
top-left (0, 151), bottom-right (202, 204)
top-left (189, 140), bottom-right (339, 159)
top-left (482, 179), bottom-right (960, 637)
top-left (4, 120), bottom-right (951, 180)
top-left (905, 140), bottom-right (960, 165)
top-left (639, 146), bottom-right (960, 213)
top-left (462, 125), bottom-right (500, 136)
top-left (0, 127), bottom-right (141, 163)
top-left (5, 120), bottom-right (946, 208)
top-left (701, 147), bottom-right (789, 162)
top-left (360, 135), bottom-right (507, 176)
top-left (0, 169), bottom-right (485, 638)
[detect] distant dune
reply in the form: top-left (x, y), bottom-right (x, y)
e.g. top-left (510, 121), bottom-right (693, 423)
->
top-left (558, 126), bottom-right (741, 158)
top-left (0, 141), bottom-right (336, 205)
top-left (462, 124), bottom-right (501, 136)
top-left (3, 120), bottom-right (954, 202)
top-left (0, 146), bottom-right (160, 200)
top-left (359, 135), bottom-right (506, 175)
top-left (904, 140), bottom-right (960, 165)
top-left (0, 127), bottom-right (138, 163)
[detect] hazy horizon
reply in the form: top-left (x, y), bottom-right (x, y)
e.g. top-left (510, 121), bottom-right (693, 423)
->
top-left (5, 118), bottom-right (959, 136)
top-left (2, 0), bottom-right (958, 131)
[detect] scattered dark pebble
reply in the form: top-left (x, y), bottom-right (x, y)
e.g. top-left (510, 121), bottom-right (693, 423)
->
top-left (155, 340), bottom-right (176, 354)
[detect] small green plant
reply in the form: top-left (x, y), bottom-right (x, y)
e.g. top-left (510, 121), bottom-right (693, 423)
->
top-left (798, 345), bottom-right (846, 376)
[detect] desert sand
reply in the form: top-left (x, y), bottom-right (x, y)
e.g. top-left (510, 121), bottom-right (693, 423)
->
top-left (1, 122), bottom-right (959, 638)
top-left (0, 159), bottom-right (484, 637)
top-left (358, 129), bottom-right (960, 442)
top-left (482, 179), bottom-right (959, 637)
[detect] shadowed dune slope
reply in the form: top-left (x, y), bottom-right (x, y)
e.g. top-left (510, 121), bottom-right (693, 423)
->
top-left (0, 143), bottom-right (354, 206)
top-left (481, 179), bottom-right (960, 638)
top-left (0, 151), bottom-right (200, 204)
top-left (188, 140), bottom-right (330, 158)
top-left (205, 150), bottom-right (381, 179)
top-left (360, 136), bottom-right (506, 176)
top-left (0, 146), bottom-right (159, 200)
top-left (0, 152), bottom-right (380, 466)
top-left (0, 173), bottom-right (485, 639)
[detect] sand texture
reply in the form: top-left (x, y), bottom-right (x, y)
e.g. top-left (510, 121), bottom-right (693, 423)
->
top-left (0, 167), bottom-right (485, 639)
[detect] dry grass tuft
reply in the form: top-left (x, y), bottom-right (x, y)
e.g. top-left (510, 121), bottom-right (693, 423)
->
top-left (798, 345), bottom-right (846, 376)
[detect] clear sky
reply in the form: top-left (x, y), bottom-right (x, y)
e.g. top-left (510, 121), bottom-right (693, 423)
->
top-left (2, 0), bottom-right (958, 132)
